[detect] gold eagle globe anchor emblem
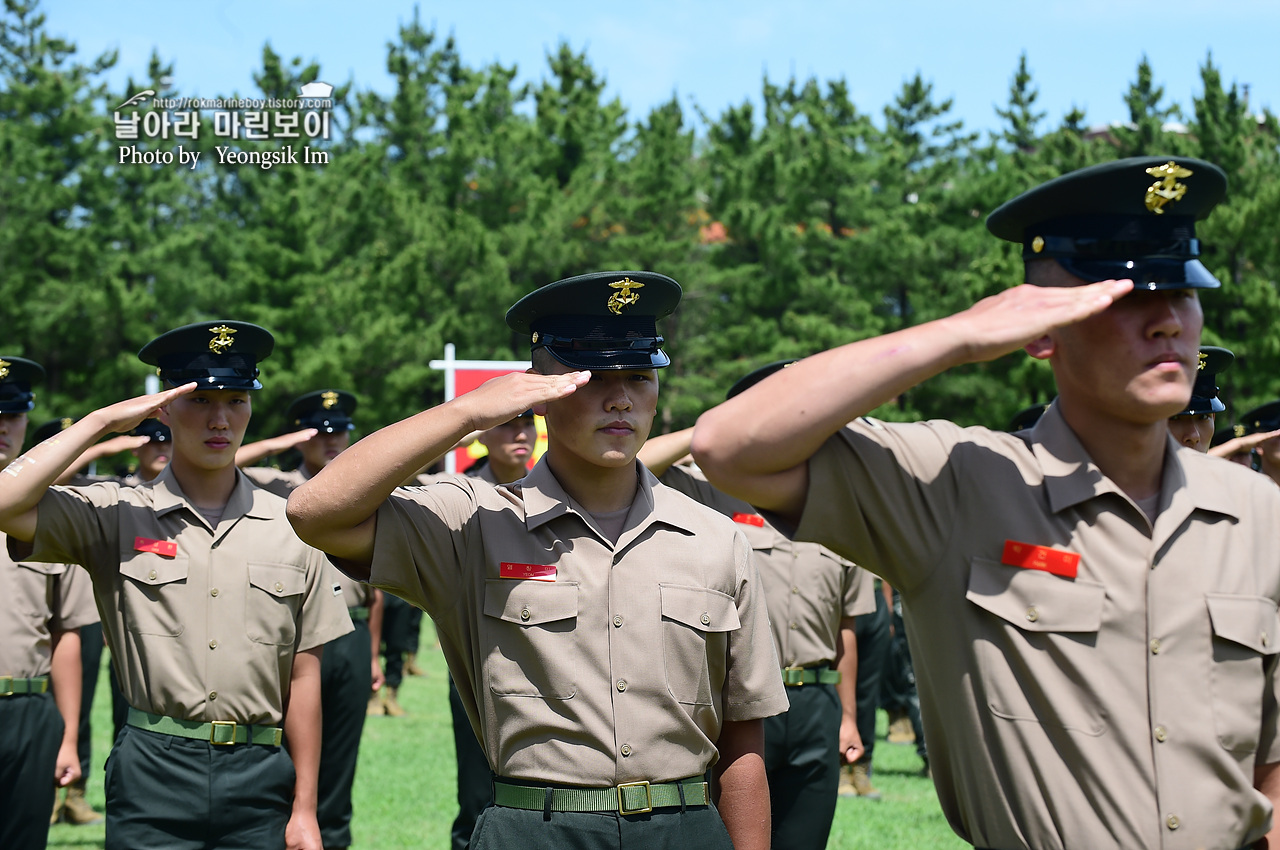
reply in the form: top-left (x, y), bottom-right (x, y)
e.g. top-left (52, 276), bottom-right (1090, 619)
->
top-left (606, 278), bottom-right (644, 315)
top-left (1144, 161), bottom-right (1193, 215)
top-left (208, 325), bottom-right (237, 354)
top-left (321, 391), bottom-right (339, 410)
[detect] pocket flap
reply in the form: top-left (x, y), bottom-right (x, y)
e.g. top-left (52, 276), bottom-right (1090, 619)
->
top-left (484, 579), bottom-right (579, 626)
top-left (966, 556), bottom-right (1105, 633)
top-left (660, 584), bottom-right (740, 633)
top-left (248, 562), bottom-right (306, 598)
top-left (1206, 594), bottom-right (1280, 655)
top-left (120, 554), bottom-right (190, 586)
top-left (738, 522), bottom-right (776, 552)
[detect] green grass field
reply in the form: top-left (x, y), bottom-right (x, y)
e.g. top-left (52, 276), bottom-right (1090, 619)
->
top-left (49, 633), bottom-right (967, 850)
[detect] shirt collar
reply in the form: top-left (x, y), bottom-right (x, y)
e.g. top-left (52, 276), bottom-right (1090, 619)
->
top-left (148, 465), bottom-right (275, 521)
top-left (518, 456), bottom-right (698, 546)
top-left (1028, 401), bottom-right (1239, 523)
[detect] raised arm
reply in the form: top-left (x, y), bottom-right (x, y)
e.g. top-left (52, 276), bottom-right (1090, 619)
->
top-left (0, 384), bottom-right (196, 542)
top-left (636, 426), bottom-right (693, 477)
top-left (54, 434), bottom-right (150, 485)
top-left (235, 428), bottom-right (318, 467)
top-left (692, 280), bottom-right (1133, 523)
top-left (286, 370), bottom-right (589, 568)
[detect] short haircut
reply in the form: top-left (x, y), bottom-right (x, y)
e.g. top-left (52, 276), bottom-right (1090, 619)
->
top-left (530, 348), bottom-right (559, 375)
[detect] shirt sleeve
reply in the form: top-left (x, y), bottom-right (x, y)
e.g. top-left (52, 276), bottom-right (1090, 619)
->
top-left (51, 564), bottom-right (99, 631)
top-left (294, 546), bottom-right (355, 652)
top-left (368, 478), bottom-right (481, 618)
top-left (721, 530), bottom-right (789, 722)
top-left (10, 484), bottom-right (122, 579)
top-left (795, 418), bottom-right (968, 593)
top-left (843, 563), bottom-right (877, 618)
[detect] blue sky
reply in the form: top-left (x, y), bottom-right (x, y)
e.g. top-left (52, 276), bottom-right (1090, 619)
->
top-left (40, 0), bottom-right (1280, 137)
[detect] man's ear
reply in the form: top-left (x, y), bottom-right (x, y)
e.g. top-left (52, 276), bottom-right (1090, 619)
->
top-left (1024, 335), bottom-right (1055, 360)
top-left (531, 402), bottom-right (549, 417)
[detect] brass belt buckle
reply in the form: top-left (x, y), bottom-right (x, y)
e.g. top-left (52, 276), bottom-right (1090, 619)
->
top-left (617, 780), bottom-right (652, 815)
top-left (0, 676), bottom-right (12, 696)
top-left (209, 720), bottom-right (238, 745)
top-left (783, 665), bottom-right (806, 686)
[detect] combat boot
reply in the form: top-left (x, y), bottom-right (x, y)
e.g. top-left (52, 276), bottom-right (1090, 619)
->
top-left (887, 714), bottom-right (916, 744)
top-left (404, 652), bottom-right (425, 677)
top-left (847, 761), bottom-right (881, 800)
top-left (50, 788), bottom-right (65, 824)
top-left (367, 689), bottom-right (386, 716)
top-left (383, 686), bottom-right (407, 717)
top-left (61, 779), bottom-right (104, 825)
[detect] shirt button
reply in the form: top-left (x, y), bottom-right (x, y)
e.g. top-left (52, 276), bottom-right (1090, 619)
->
top-left (791, 586), bottom-right (800, 594)
top-left (620, 744), bottom-right (632, 757)
top-left (613, 615), bottom-right (623, 628)
top-left (1263, 633), bottom-right (1270, 647)
top-left (789, 622), bottom-right (798, 630)
top-left (209, 640), bottom-right (218, 650)
top-left (148, 569), bottom-right (158, 581)
top-left (1025, 607), bottom-right (1039, 623)
top-left (1149, 638), bottom-right (1160, 654)
top-left (274, 581), bottom-right (284, 593)
top-left (520, 607), bottom-right (531, 621)
top-left (1166, 815), bottom-right (1180, 830)
top-left (209, 691), bottom-right (217, 701)
top-left (1154, 725), bottom-right (1167, 742)
top-left (210, 588), bottom-right (219, 597)
top-left (616, 679), bottom-right (627, 692)
top-left (700, 612), bottom-right (711, 626)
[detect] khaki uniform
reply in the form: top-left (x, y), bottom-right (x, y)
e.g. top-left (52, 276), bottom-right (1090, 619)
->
top-left (12, 466), bottom-right (352, 726)
top-left (660, 462), bottom-right (871, 849)
top-left (1, 541), bottom-right (98, 850)
top-left (370, 458), bottom-right (788, 787)
top-left (796, 403), bottom-right (1280, 850)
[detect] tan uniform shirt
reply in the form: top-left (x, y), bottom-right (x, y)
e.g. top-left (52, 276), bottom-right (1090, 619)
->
top-left (370, 458), bottom-right (789, 786)
top-left (13, 467), bottom-right (353, 726)
top-left (660, 463), bottom-right (874, 667)
top-left (797, 403), bottom-right (1280, 850)
top-left (244, 466), bottom-right (375, 610)
top-left (1, 538), bottom-right (97, 679)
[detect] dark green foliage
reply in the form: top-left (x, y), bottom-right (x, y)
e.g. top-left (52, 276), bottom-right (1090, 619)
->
top-left (3, 0), bottom-right (1278, 443)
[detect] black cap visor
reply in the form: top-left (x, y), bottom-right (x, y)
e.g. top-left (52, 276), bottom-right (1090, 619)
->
top-left (540, 336), bottom-right (670, 371)
top-left (1052, 256), bottom-right (1220, 290)
top-left (161, 368), bottom-right (262, 391)
top-left (298, 413), bottom-right (354, 433)
top-left (1177, 396), bottom-right (1226, 416)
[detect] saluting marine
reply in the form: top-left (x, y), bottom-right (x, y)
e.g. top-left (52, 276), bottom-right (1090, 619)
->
top-left (288, 271), bottom-right (788, 850)
top-left (695, 157), bottom-right (1280, 850)
top-left (0, 322), bottom-right (352, 850)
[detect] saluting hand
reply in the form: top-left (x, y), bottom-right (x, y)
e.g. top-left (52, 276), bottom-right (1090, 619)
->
top-left (946, 279), bottom-right (1134, 365)
top-left (452, 370), bottom-right (590, 432)
top-left (85, 382), bottom-right (198, 436)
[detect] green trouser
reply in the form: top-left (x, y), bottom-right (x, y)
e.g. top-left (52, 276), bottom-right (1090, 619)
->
top-left (318, 619), bottom-right (372, 849)
top-left (764, 680), bottom-right (842, 850)
top-left (0, 692), bottom-right (62, 850)
top-left (449, 675), bottom-right (492, 850)
top-left (381, 593), bottom-right (414, 689)
top-left (104, 724), bottom-right (294, 850)
top-left (854, 584), bottom-right (892, 766)
top-left (470, 796), bottom-right (734, 850)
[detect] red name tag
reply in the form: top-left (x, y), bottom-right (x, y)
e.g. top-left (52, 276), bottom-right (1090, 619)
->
top-left (134, 537), bottom-right (177, 558)
top-left (732, 512), bottom-right (764, 527)
top-left (1001, 540), bottom-right (1079, 579)
top-left (499, 562), bottom-right (557, 581)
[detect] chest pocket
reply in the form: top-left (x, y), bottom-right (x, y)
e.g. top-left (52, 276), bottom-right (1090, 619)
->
top-left (965, 556), bottom-right (1108, 735)
top-left (482, 579), bottom-right (580, 699)
top-left (1206, 594), bottom-right (1280, 755)
top-left (660, 584), bottom-right (740, 706)
top-left (119, 554), bottom-right (191, 637)
top-left (245, 562), bottom-right (306, 646)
